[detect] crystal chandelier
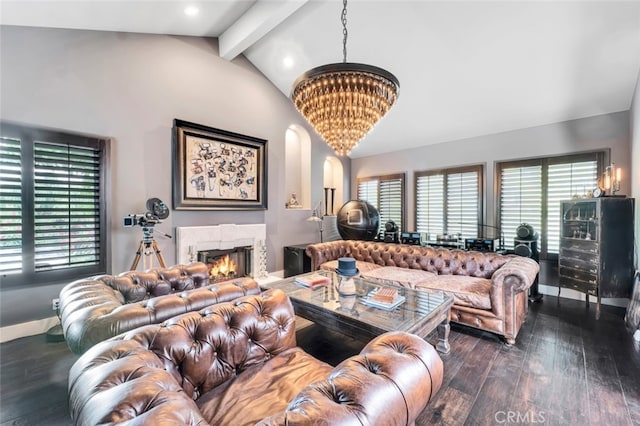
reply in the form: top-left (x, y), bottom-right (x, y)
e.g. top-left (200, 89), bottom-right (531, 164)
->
top-left (290, 0), bottom-right (399, 156)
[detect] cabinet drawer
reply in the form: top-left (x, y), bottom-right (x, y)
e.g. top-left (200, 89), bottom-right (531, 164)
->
top-left (559, 257), bottom-right (598, 274)
top-left (559, 248), bottom-right (598, 265)
top-left (559, 266), bottom-right (597, 284)
top-left (558, 276), bottom-right (598, 295)
top-left (560, 238), bottom-right (598, 254)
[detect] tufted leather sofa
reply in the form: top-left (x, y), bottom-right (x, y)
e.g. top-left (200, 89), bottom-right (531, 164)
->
top-left (68, 289), bottom-right (444, 425)
top-left (306, 240), bottom-right (539, 345)
top-left (59, 262), bottom-right (260, 354)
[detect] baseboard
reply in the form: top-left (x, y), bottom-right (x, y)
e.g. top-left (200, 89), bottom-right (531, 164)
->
top-left (0, 316), bottom-right (60, 343)
top-left (538, 284), bottom-right (629, 308)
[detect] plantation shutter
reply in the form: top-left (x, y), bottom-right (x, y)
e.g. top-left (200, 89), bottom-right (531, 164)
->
top-left (33, 141), bottom-right (102, 271)
top-left (357, 179), bottom-right (378, 207)
top-left (415, 174), bottom-right (444, 237)
top-left (357, 174), bottom-right (405, 235)
top-left (500, 165), bottom-right (543, 250)
top-left (547, 160), bottom-right (598, 254)
top-left (446, 171), bottom-right (479, 239)
top-left (378, 175), bottom-right (404, 233)
top-left (0, 137), bottom-right (23, 274)
top-left (415, 166), bottom-right (481, 241)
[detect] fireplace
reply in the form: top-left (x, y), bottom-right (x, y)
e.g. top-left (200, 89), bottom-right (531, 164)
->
top-left (176, 224), bottom-right (266, 279)
top-left (198, 246), bottom-right (253, 283)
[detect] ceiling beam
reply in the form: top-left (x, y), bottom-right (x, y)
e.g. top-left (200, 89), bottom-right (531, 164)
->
top-left (219, 0), bottom-right (309, 61)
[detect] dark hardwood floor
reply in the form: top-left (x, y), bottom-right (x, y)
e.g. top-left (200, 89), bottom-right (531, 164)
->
top-left (1, 295), bottom-right (639, 425)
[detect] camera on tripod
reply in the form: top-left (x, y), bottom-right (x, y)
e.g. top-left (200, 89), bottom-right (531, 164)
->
top-left (123, 213), bottom-right (161, 228)
top-left (123, 198), bottom-right (169, 228)
top-left (123, 198), bottom-right (171, 270)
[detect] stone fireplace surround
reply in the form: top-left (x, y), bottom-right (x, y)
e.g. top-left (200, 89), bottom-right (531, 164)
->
top-left (176, 224), bottom-right (266, 278)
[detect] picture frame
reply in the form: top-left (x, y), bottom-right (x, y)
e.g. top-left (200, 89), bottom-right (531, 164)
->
top-left (172, 119), bottom-right (268, 210)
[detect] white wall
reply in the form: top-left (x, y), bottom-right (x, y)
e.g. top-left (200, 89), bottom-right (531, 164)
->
top-left (352, 111), bottom-right (632, 233)
top-left (0, 25), bottom-right (349, 326)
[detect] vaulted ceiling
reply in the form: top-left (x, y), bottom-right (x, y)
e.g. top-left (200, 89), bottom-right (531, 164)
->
top-left (2, 1), bottom-right (640, 158)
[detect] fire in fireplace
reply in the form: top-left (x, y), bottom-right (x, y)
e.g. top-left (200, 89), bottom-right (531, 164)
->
top-left (198, 246), bottom-right (253, 282)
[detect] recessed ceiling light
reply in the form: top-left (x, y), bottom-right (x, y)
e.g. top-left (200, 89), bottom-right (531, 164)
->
top-left (283, 56), bottom-right (294, 69)
top-left (184, 6), bottom-right (199, 17)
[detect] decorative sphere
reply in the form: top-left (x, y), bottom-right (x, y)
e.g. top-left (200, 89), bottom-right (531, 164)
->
top-left (336, 200), bottom-right (380, 241)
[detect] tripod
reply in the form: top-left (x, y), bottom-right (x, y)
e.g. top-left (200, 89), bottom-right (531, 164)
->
top-left (130, 226), bottom-right (167, 270)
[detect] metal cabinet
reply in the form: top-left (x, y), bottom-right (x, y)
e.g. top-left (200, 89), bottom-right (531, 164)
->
top-left (559, 198), bottom-right (635, 319)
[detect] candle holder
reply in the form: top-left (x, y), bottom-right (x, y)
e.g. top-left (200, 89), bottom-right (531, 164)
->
top-left (603, 163), bottom-right (621, 195)
top-left (256, 239), bottom-right (268, 278)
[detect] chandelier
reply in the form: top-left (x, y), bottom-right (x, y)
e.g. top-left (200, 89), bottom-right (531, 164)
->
top-left (290, 0), bottom-right (399, 156)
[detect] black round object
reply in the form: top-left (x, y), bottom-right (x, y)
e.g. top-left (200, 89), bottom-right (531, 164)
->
top-left (385, 220), bottom-right (398, 233)
top-left (514, 242), bottom-right (533, 257)
top-left (147, 198), bottom-right (169, 220)
top-left (516, 223), bottom-right (537, 240)
top-left (514, 239), bottom-right (539, 260)
top-left (336, 200), bottom-right (380, 241)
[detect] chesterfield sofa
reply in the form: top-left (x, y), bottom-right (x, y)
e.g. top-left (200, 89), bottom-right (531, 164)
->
top-left (306, 240), bottom-right (540, 345)
top-left (59, 262), bottom-right (260, 354)
top-left (69, 289), bottom-right (444, 425)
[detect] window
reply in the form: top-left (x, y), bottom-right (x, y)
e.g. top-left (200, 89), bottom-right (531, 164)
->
top-left (415, 165), bottom-right (483, 240)
top-left (497, 152), bottom-right (604, 259)
top-left (0, 122), bottom-right (108, 287)
top-left (357, 173), bottom-right (405, 234)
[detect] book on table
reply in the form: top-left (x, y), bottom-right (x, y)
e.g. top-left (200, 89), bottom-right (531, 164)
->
top-left (361, 287), bottom-right (406, 311)
top-left (295, 273), bottom-right (331, 288)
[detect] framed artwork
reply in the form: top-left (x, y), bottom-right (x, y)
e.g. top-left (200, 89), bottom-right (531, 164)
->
top-left (172, 119), bottom-right (268, 210)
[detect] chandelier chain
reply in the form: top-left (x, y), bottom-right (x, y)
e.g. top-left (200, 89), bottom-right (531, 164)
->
top-left (342, 0), bottom-right (348, 63)
top-left (290, 0), bottom-right (399, 156)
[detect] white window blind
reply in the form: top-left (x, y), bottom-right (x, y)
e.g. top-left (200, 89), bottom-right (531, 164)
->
top-left (357, 179), bottom-right (378, 208)
top-left (415, 174), bottom-right (444, 237)
top-left (0, 137), bottom-right (23, 274)
top-left (33, 141), bottom-right (102, 271)
top-left (446, 171), bottom-right (479, 239)
top-left (416, 166), bottom-right (481, 240)
top-left (500, 165), bottom-right (542, 250)
top-left (378, 176), bottom-right (404, 232)
top-left (498, 153), bottom-right (601, 257)
top-left (547, 160), bottom-right (598, 253)
top-left (357, 174), bottom-right (404, 235)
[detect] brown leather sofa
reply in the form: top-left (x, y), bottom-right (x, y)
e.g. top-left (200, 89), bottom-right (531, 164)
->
top-left (306, 240), bottom-right (540, 345)
top-left (59, 262), bottom-right (260, 354)
top-left (68, 289), bottom-right (444, 426)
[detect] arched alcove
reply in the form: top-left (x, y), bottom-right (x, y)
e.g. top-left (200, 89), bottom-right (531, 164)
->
top-left (323, 156), bottom-right (344, 216)
top-left (285, 125), bottom-right (311, 209)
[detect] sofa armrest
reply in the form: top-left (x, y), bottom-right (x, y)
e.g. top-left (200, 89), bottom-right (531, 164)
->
top-left (259, 331), bottom-right (444, 425)
top-left (305, 241), bottom-right (351, 270)
top-left (490, 256), bottom-right (540, 294)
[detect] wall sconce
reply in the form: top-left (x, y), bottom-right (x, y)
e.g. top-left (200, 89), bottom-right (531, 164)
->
top-left (603, 163), bottom-right (621, 195)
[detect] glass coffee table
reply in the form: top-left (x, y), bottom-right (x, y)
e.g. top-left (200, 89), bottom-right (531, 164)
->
top-left (262, 270), bottom-right (454, 353)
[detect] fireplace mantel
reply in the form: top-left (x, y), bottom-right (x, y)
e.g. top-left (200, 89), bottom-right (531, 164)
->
top-left (176, 224), bottom-right (266, 277)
